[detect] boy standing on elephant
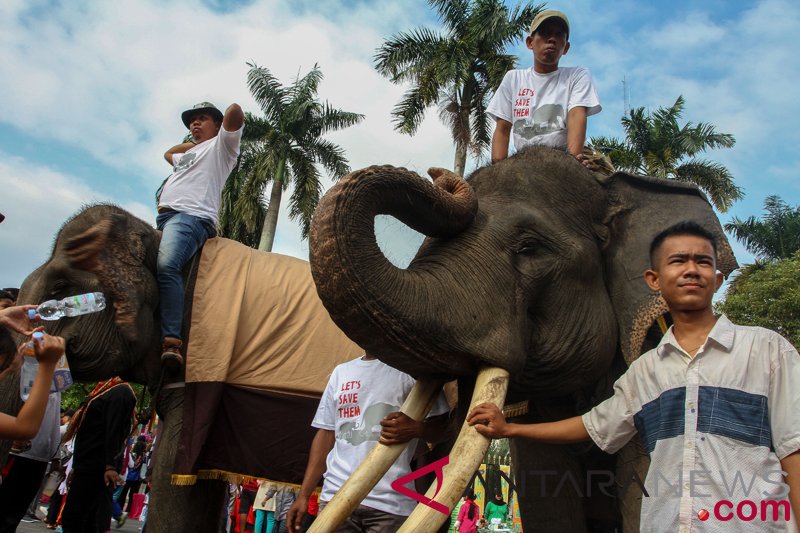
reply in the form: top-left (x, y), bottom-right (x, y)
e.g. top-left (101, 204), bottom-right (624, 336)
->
top-left (487, 10), bottom-right (601, 169)
top-left (157, 101), bottom-right (244, 370)
top-left (468, 221), bottom-right (800, 531)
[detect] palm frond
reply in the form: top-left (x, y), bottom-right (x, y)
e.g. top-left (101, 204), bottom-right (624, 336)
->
top-left (588, 136), bottom-right (641, 173)
top-left (428, 0), bottom-right (470, 34)
top-left (377, 0), bottom-right (543, 171)
top-left (725, 196), bottom-right (800, 260)
top-left (621, 107), bottom-right (652, 162)
top-left (679, 122), bottom-right (736, 155)
top-left (307, 138), bottom-right (351, 179)
top-left (374, 28), bottom-right (444, 82)
top-left (289, 65), bottom-right (324, 109)
top-left (674, 159), bottom-right (743, 212)
top-left (316, 105), bottom-right (365, 137)
top-left (285, 149), bottom-right (323, 238)
top-left (241, 113), bottom-right (273, 142)
top-left (392, 80), bottom-right (439, 135)
top-left (469, 92), bottom-right (492, 159)
top-left (652, 95), bottom-right (685, 127)
top-left (246, 63), bottom-right (287, 123)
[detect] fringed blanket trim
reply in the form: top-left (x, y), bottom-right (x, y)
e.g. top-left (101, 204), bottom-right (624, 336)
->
top-left (503, 401), bottom-right (529, 418)
top-left (170, 469), bottom-right (318, 494)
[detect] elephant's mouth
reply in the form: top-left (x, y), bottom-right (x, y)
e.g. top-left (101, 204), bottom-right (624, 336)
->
top-left (63, 333), bottom-right (125, 381)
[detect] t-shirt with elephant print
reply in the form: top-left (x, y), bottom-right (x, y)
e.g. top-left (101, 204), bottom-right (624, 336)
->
top-left (158, 124), bottom-right (242, 225)
top-left (312, 356), bottom-right (449, 517)
top-left (487, 66), bottom-right (601, 153)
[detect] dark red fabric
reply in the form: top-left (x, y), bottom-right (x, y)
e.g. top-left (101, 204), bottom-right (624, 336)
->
top-left (175, 383), bottom-right (320, 484)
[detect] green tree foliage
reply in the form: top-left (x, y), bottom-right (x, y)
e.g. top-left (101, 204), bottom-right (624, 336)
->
top-left (232, 64), bottom-right (364, 251)
top-left (62, 381), bottom-right (147, 411)
top-left (375, 0), bottom-right (543, 176)
top-left (589, 96), bottom-right (742, 212)
top-left (724, 196), bottom-right (800, 261)
top-left (217, 144), bottom-right (267, 248)
top-left (717, 252), bottom-right (800, 347)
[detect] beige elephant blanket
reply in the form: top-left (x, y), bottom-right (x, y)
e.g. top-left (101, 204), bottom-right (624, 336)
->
top-left (172, 237), bottom-right (363, 486)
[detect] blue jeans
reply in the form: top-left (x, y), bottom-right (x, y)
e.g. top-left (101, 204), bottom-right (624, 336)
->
top-left (156, 211), bottom-right (216, 340)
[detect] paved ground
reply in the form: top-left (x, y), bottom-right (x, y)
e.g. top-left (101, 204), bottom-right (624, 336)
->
top-left (15, 515), bottom-right (143, 533)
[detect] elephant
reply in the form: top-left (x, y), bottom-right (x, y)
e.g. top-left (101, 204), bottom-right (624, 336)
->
top-left (0, 204), bottom-right (361, 532)
top-left (307, 146), bottom-right (737, 532)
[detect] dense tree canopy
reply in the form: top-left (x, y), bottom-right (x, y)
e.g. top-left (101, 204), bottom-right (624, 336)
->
top-left (717, 252), bottom-right (800, 347)
top-left (375, 0), bottom-right (543, 176)
top-left (589, 96), bottom-right (742, 212)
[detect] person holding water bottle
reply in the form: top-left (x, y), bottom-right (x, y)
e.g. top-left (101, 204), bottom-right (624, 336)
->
top-left (0, 304), bottom-right (65, 440)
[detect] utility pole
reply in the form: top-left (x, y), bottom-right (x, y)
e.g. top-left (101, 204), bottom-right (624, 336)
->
top-left (622, 76), bottom-right (630, 116)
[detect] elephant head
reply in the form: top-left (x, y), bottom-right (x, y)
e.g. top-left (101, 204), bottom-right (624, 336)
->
top-left (15, 204), bottom-right (161, 385)
top-left (310, 147), bottom-right (736, 395)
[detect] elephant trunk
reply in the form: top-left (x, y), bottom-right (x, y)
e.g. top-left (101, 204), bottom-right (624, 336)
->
top-left (310, 165), bottom-right (478, 378)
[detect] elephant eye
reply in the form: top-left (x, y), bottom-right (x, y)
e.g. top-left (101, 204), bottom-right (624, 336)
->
top-left (514, 237), bottom-right (545, 255)
top-left (49, 280), bottom-right (68, 297)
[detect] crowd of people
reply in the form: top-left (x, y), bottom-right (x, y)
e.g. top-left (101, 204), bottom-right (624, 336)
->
top-left (2, 7), bottom-right (800, 533)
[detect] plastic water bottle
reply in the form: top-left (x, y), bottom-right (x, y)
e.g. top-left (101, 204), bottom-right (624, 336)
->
top-left (19, 333), bottom-right (74, 400)
top-left (20, 332), bottom-right (44, 400)
top-left (36, 292), bottom-right (106, 320)
top-left (52, 354), bottom-right (74, 393)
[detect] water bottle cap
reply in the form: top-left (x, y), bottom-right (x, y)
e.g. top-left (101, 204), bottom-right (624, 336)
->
top-left (28, 309), bottom-right (36, 320)
top-left (32, 332), bottom-right (44, 341)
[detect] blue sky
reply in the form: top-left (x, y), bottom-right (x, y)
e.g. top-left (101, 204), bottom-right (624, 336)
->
top-left (1, 0), bottom-right (798, 289)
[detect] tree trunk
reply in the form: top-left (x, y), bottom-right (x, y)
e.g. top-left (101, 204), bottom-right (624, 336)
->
top-left (452, 81), bottom-right (474, 177)
top-left (453, 140), bottom-right (468, 177)
top-left (147, 387), bottom-right (228, 532)
top-left (257, 158), bottom-right (286, 252)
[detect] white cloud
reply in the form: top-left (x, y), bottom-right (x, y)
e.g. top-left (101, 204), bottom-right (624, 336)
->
top-left (2, 0), bottom-right (799, 286)
top-left (0, 152), bottom-right (156, 286)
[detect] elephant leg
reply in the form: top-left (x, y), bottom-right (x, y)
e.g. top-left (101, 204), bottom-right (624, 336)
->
top-left (148, 386), bottom-right (227, 532)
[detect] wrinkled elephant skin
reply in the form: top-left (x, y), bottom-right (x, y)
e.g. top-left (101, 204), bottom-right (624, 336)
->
top-left (309, 147), bottom-right (737, 532)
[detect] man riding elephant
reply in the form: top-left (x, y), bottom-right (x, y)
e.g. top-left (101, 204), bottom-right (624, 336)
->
top-left (157, 101), bottom-right (244, 371)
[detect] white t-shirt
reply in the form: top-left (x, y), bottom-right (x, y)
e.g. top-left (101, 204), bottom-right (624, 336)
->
top-left (158, 124), bottom-right (243, 225)
top-left (312, 357), bottom-right (450, 516)
top-left (487, 66), bottom-right (601, 152)
top-left (14, 391), bottom-right (61, 462)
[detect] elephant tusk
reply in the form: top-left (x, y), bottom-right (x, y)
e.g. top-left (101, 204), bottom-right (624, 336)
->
top-left (308, 377), bottom-right (445, 533)
top-left (397, 366), bottom-right (509, 533)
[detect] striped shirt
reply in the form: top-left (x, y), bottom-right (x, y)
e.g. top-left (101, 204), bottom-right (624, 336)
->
top-left (583, 315), bottom-right (800, 532)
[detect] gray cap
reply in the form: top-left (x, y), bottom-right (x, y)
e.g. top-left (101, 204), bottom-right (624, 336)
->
top-left (181, 102), bottom-right (224, 128)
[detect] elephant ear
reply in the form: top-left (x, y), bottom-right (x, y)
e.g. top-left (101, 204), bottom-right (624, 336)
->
top-left (602, 172), bottom-right (737, 365)
top-left (63, 212), bottom-right (158, 342)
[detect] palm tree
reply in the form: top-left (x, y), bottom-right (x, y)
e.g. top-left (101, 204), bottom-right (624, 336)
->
top-left (589, 95), bottom-right (742, 212)
top-left (217, 142), bottom-right (266, 248)
top-left (375, 0), bottom-right (543, 176)
top-left (235, 63), bottom-right (364, 251)
top-left (724, 195), bottom-right (800, 261)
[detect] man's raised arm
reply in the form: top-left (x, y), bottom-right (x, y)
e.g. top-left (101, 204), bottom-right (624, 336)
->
top-left (223, 103), bottom-right (244, 132)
